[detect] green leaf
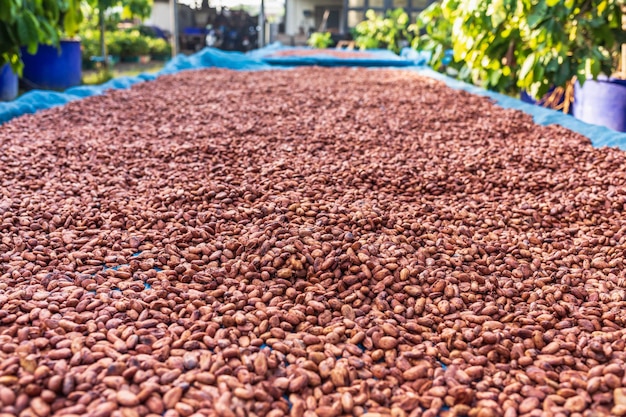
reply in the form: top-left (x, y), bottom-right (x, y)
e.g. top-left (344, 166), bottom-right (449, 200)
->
top-left (519, 52), bottom-right (536, 83)
top-left (587, 57), bottom-right (601, 79)
top-left (58, 0), bottom-right (70, 12)
top-left (527, 0), bottom-right (547, 29)
top-left (42, 0), bottom-right (60, 22)
top-left (0, 0), bottom-right (16, 23)
top-left (63, 0), bottom-right (82, 37)
top-left (16, 11), bottom-right (40, 47)
top-left (26, 42), bottom-right (38, 55)
top-left (534, 61), bottom-right (545, 82)
top-left (536, 82), bottom-right (551, 99)
top-left (0, 24), bottom-right (10, 49)
top-left (489, 69), bottom-right (502, 86)
top-left (39, 19), bottom-right (59, 46)
top-left (555, 58), bottom-right (570, 86)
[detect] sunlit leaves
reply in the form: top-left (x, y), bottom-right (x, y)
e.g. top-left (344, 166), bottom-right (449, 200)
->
top-left (414, 0), bottom-right (623, 99)
top-left (0, 0), bottom-right (83, 74)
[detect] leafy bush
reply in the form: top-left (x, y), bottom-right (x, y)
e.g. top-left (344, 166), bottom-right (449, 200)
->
top-left (149, 38), bottom-right (172, 57)
top-left (411, 3), bottom-right (460, 75)
top-left (414, 0), bottom-right (625, 99)
top-left (109, 30), bottom-right (150, 57)
top-left (307, 32), bottom-right (334, 49)
top-left (81, 28), bottom-right (160, 64)
top-left (106, 34), bottom-right (123, 56)
top-left (354, 9), bottom-right (414, 54)
top-left (80, 29), bottom-right (102, 65)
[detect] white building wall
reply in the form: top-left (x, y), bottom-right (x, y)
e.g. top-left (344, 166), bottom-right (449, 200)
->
top-left (286, 0), bottom-right (342, 36)
top-left (146, 2), bottom-right (174, 31)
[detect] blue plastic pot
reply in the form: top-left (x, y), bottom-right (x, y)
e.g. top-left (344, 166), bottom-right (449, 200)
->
top-left (21, 40), bottom-right (82, 90)
top-left (0, 64), bottom-right (18, 101)
top-left (573, 77), bottom-right (626, 132)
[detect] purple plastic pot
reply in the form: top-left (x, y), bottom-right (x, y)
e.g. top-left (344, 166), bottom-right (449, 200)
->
top-left (573, 77), bottom-right (626, 132)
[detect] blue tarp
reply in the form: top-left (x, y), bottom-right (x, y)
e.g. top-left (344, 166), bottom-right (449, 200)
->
top-left (1, 44), bottom-right (626, 149)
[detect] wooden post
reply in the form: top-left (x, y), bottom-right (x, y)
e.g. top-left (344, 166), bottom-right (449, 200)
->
top-left (171, 0), bottom-right (179, 57)
top-left (259, 0), bottom-right (266, 48)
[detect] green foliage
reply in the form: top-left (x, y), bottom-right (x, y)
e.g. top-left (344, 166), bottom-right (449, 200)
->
top-left (0, 0), bottom-right (83, 75)
top-left (109, 30), bottom-right (150, 57)
top-left (122, 0), bottom-right (153, 21)
top-left (82, 0), bottom-right (153, 68)
top-left (148, 37), bottom-right (171, 58)
top-left (307, 32), bottom-right (334, 49)
top-left (87, 0), bottom-right (151, 21)
top-left (414, 0), bottom-right (625, 99)
top-left (80, 29), bottom-right (101, 65)
top-left (410, 2), bottom-right (462, 76)
top-left (82, 29), bottom-right (159, 64)
top-left (354, 9), bottom-right (414, 54)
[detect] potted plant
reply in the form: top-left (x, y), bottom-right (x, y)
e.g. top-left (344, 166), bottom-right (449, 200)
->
top-left (573, 36), bottom-right (626, 131)
top-left (133, 32), bottom-right (151, 63)
top-left (21, 0), bottom-right (83, 90)
top-left (307, 32), bottom-right (334, 49)
top-left (81, 30), bottom-right (100, 70)
top-left (117, 30), bottom-right (150, 62)
top-left (16, 0), bottom-right (84, 91)
top-left (106, 33), bottom-right (122, 65)
top-left (149, 38), bottom-right (172, 61)
top-left (0, 0), bottom-right (81, 98)
top-left (414, 0), bottom-right (625, 124)
top-left (88, 0), bottom-right (152, 67)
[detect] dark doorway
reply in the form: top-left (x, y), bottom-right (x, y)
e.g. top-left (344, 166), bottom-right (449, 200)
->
top-left (315, 7), bottom-right (342, 33)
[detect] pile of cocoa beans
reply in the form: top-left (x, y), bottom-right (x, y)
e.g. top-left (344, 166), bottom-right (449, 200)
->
top-left (0, 67), bottom-right (625, 417)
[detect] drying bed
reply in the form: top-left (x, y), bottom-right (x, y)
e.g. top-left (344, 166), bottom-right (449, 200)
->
top-left (253, 47), bottom-right (413, 67)
top-left (1, 67), bottom-right (626, 417)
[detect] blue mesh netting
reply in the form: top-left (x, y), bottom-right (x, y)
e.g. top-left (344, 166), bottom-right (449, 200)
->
top-left (1, 44), bottom-right (625, 149)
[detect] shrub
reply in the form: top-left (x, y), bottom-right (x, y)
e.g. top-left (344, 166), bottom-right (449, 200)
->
top-left (149, 38), bottom-right (171, 57)
top-left (108, 30), bottom-right (150, 57)
top-left (414, 0), bottom-right (625, 99)
top-left (307, 32), bottom-right (334, 49)
top-left (354, 8), bottom-right (414, 54)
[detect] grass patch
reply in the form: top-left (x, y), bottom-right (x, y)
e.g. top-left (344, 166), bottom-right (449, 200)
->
top-left (82, 61), bottom-right (166, 86)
